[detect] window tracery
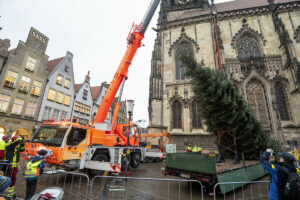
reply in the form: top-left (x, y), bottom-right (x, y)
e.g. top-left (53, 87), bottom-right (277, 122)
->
top-left (275, 82), bottom-right (291, 121)
top-left (192, 101), bottom-right (202, 129)
top-left (246, 79), bottom-right (270, 127)
top-left (172, 100), bottom-right (182, 129)
top-left (236, 34), bottom-right (261, 59)
top-left (175, 42), bottom-right (193, 80)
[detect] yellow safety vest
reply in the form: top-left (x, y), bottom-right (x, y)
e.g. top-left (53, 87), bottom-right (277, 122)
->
top-left (25, 160), bottom-right (43, 178)
top-left (0, 141), bottom-right (6, 150)
top-left (192, 147), bottom-right (199, 152)
top-left (186, 147), bottom-right (192, 151)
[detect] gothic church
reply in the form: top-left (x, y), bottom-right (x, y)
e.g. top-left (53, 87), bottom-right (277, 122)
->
top-left (148, 0), bottom-right (300, 151)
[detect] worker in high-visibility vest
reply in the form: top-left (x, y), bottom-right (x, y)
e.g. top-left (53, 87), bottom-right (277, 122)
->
top-left (186, 144), bottom-right (192, 152)
top-left (25, 149), bottom-right (47, 200)
top-left (198, 145), bottom-right (203, 154)
top-left (5, 136), bottom-right (25, 197)
top-left (192, 145), bottom-right (199, 152)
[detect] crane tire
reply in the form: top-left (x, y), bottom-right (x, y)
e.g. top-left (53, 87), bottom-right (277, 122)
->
top-left (130, 153), bottom-right (141, 168)
top-left (88, 153), bottom-right (108, 177)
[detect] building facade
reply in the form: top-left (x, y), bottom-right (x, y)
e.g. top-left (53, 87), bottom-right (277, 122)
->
top-left (0, 27), bottom-right (49, 139)
top-left (38, 51), bottom-right (75, 122)
top-left (91, 82), bottom-right (112, 123)
top-left (148, 0), bottom-right (300, 150)
top-left (72, 71), bottom-right (93, 125)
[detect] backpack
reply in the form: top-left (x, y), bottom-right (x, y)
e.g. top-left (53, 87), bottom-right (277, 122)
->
top-left (281, 167), bottom-right (300, 200)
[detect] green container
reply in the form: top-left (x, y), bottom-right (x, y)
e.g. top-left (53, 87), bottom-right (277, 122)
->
top-left (166, 153), bottom-right (216, 174)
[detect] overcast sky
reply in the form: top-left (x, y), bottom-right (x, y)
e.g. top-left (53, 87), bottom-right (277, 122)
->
top-left (0, 0), bottom-right (231, 126)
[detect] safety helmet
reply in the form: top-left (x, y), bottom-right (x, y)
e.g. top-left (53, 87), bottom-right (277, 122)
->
top-left (2, 135), bottom-right (9, 141)
top-left (11, 135), bottom-right (20, 142)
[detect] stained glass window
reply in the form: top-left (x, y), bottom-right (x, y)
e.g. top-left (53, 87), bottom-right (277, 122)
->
top-left (175, 42), bottom-right (193, 80)
top-left (237, 35), bottom-right (261, 59)
top-left (172, 100), bottom-right (182, 129)
top-left (275, 83), bottom-right (291, 121)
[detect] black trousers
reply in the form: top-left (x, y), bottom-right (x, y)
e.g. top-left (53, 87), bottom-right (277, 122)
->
top-left (25, 179), bottom-right (38, 200)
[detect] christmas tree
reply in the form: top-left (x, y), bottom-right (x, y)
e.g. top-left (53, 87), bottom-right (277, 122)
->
top-left (179, 52), bottom-right (268, 159)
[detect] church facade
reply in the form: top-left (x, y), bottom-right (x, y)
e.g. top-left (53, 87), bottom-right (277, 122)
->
top-left (148, 0), bottom-right (300, 151)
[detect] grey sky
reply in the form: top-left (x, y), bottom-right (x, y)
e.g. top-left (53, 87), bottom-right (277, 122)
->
top-left (0, 0), bottom-right (231, 126)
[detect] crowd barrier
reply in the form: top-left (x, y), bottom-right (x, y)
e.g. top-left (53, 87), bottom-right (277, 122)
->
top-left (0, 161), bottom-right (271, 200)
top-left (90, 175), bottom-right (204, 200)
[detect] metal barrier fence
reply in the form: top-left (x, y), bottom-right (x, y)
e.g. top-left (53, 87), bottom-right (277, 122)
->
top-left (1, 161), bottom-right (271, 200)
top-left (213, 180), bottom-right (270, 200)
top-left (90, 176), bottom-right (204, 200)
top-left (16, 169), bottom-right (91, 200)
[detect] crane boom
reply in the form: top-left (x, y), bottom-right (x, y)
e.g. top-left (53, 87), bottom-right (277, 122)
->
top-left (94, 0), bottom-right (160, 123)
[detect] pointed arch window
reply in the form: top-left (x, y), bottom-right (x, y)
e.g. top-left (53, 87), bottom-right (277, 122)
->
top-left (192, 101), bottom-right (202, 129)
top-left (172, 100), bottom-right (182, 129)
top-left (175, 42), bottom-right (193, 80)
top-left (275, 83), bottom-right (291, 121)
top-left (236, 34), bottom-right (261, 59)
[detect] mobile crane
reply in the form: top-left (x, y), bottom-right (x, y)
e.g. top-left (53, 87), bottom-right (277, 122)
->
top-left (24, 0), bottom-right (164, 176)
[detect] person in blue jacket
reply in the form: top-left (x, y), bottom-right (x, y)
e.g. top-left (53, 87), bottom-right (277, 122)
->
top-left (260, 149), bottom-right (296, 200)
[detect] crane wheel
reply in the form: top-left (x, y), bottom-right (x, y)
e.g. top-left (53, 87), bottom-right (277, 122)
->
top-left (130, 153), bottom-right (141, 168)
top-left (88, 154), bottom-right (108, 177)
top-left (146, 157), bottom-right (154, 163)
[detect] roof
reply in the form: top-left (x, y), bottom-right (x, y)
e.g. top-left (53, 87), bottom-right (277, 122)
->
top-left (75, 83), bottom-right (83, 92)
top-left (174, 0), bottom-right (299, 21)
top-left (47, 57), bottom-right (64, 73)
top-left (91, 86), bottom-right (103, 100)
top-left (8, 48), bottom-right (16, 54)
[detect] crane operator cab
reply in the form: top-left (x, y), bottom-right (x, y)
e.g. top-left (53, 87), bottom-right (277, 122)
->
top-left (25, 121), bottom-right (91, 168)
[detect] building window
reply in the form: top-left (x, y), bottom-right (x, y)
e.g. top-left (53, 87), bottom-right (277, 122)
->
top-left (61, 111), bottom-right (68, 119)
top-left (172, 100), bottom-right (182, 129)
top-left (175, 42), bottom-right (193, 80)
top-left (64, 66), bottom-right (70, 72)
top-left (64, 79), bottom-right (71, 88)
top-left (192, 101), bottom-right (202, 129)
top-left (52, 109), bottom-right (60, 121)
top-left (56, 75), bottom-right (63, 85)
top-left (56, 92), bottom-right (63, 104)
top-left (0, 94), bottom-right (11, 113)
top-left (275, 82), bottom-right (291, 121)
top-left (19, 76), bottom-right (31, 92)
top-left (31, 80), bottom-right (42, 96)
top-left (25, 101), bottom-right (37, 117)
top-left (246, 79), bottom-right (270, 127)
top-left (64, 95), bottom-right (70, 106)
top-left (11, 98), bottom-right (24, 115)
top-left (74, 102), bottom-right (90, 115)
top-left (47, 89), bottom-right (56, 101)
top-left (25, 56), bottom-right (37, 71)
top-left (236, 34), bottom-right (261, 59)
top-left (43, 107), bottom-right (52, 120)
top-left (86, 106), bottom-right (91, 116)
top-left (4, 70), bottom-right (18, 88)
top-left (83, 90), bottom-right (88, 100)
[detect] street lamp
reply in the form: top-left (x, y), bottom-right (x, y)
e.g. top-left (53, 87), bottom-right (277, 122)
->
top-left (210, 0), bottom-right (222, 72)
top-left (126, 100), bottom-right (134, 146)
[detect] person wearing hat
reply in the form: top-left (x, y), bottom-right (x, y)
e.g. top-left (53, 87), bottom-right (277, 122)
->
top-left (0, 175), bottom-right (11, 194)
top-left (25, 149), bottom-right (47, 200)
top-left (5, 135), bottom-right (25, 197)
top-left (186, 144), bottom-right (192, 152)
top-left (260, 149), bottom-right (297, 200)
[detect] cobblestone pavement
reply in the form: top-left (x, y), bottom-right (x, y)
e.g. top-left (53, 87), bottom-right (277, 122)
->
top-left (13, 158), bottom-right (269, 200)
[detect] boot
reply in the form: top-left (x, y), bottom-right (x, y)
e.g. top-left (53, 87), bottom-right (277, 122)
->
top-left (7, 186), bottom-right (16, 198)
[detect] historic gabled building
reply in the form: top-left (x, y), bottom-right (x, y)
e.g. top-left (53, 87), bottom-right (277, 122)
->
top-left (72, 71), bottom-right (93, 125)
top-left (148, 0), bottom-right (300, 150)
top-left (38, 51), bottom-right (75, 122)
top-left (0, 27), bottom-right (49, 139)
top-left (91, 82), bottom-right (112, 123)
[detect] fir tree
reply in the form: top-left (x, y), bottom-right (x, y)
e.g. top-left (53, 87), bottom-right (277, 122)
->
top-left (179, 52), bottom-right (268, 159)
